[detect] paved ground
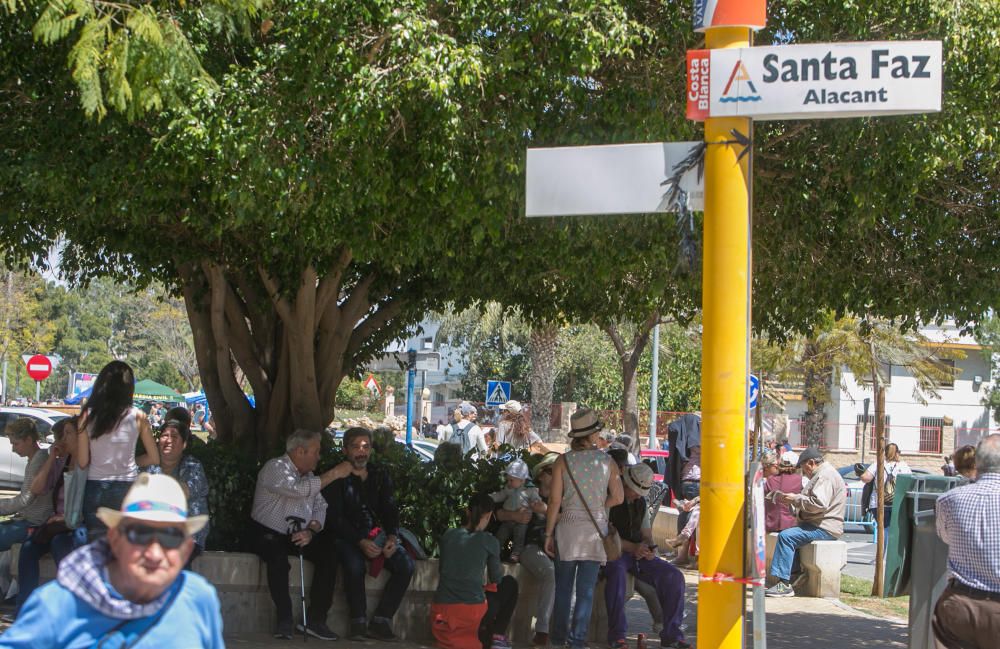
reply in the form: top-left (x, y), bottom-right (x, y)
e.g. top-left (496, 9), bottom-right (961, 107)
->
top-left (225, 569), bottom-right (908, 649)
top-left (842, 526), bottom-right (878, 582)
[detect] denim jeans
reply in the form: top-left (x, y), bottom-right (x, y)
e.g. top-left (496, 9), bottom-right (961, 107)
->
top-left (83, 480), bottom-right (133, 540)
top-left (551, 559), bottom-right (601, 648)
top-left (16, 529), bottom-right (81, 612)
top-left (769, 524), bottom-right (835, 581)
top-left (0, 520), bottom-right (31, 552)
top-left (333, 537), bottom-right (414, 621)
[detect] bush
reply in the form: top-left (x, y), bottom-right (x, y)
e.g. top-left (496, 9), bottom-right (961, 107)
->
top-left (336, 378), bottom-right (378, 412)
top-left (186, 438), bottom-right (261, 552)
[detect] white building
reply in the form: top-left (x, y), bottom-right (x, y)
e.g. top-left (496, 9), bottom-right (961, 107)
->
top-left (783, 322), bottom-right (998, 460)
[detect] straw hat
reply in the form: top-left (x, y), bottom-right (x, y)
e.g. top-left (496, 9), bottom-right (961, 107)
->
top-left (623, 464), bottom-right (655, 497)
top-left (531, 452), bottom-right (560, 480)
top-left (97, 473), bottom-right (208, 535)
top-left (568, 408), bottom-right (603, 438)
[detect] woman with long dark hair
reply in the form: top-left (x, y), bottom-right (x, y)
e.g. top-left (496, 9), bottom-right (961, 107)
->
top-left (76, 360), bottom-right (159, 538)
top-left (431, 493), bottom-right (519, 649)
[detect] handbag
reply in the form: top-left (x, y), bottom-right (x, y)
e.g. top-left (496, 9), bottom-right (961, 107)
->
top-left (62, 465), bottom-right (88, 529)
top-left (564, 457), bottom-right (621, 562)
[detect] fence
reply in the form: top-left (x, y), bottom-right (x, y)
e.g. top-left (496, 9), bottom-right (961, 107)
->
top-left (780, 416), bottom-right (998, 454)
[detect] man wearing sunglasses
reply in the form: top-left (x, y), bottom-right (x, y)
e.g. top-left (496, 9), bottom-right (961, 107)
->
top-left (1, 473), bottom-right (223, 647)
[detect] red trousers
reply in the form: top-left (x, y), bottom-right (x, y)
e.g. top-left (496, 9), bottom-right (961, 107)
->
top-left (430, 601), bottom-right (488, 649)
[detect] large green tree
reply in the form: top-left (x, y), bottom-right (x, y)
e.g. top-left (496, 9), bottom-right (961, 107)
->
top-left (3, 0), bottom-right (997, 456)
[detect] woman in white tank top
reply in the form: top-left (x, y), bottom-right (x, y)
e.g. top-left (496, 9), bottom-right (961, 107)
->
top-left (76, 361), bottom-right (159, 538)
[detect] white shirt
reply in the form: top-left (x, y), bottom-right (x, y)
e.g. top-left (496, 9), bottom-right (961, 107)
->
top-left (864, 460), bottom-right (911, 508)
top-left (87, 407), bottom-right (141, 481)
top-left (251, 454), bottom-right (328, 534)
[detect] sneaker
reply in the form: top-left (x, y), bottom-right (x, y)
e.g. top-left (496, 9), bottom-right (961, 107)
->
top-left (349, 620), bottom-right (369, 641)
top-left (367, 618), bottom-right (398, 642)
top-left (531, 632), bottom-right (550, 647)
top-left (764, 581), bottom-right (795, 598)
top-left (491, 635), bottom-right (512, 649)
top-left (274, 619), bottom-right (294, 640)
top-left (663, 641), bottom-right (692, 649)
top-left (296, 621), bottom-right (340, 640)
top-left (610, 640), bottom-right (629, 649)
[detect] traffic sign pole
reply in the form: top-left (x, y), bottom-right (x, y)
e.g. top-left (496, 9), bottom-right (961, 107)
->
top-left (405, 350), bottom-right (416, 447)
top-left (698, 24), bottom-right (752, 649)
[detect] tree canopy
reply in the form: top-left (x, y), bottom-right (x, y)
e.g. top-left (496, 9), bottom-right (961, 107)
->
top-left (1, 0), bottom-right (997, 454)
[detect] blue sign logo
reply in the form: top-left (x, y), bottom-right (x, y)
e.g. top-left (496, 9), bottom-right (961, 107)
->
top-left (749, 374), bottom-right (760, 410)
top-left (486, 380), bottom-right (511, 407)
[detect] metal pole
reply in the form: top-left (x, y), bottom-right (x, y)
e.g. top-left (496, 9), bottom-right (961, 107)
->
top-left (35, 380), bottom-right (40, 403)
top-left (1, 357), bottom-right (7, 404)
top-left (697, 24), bottom-right (752, 649)
top-left (405, 349), bottom-right (416, 447)
top-left (648, 323), bottom-right (660, 449)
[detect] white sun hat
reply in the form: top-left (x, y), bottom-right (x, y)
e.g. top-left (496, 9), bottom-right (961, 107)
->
top-left (97, 473), bottom-right (208, 535)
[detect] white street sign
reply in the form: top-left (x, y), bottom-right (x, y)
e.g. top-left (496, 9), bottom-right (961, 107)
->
top-left (525, 142), bottom-right (704, 217)
top-left (687, 41), bottom-right (941, 121)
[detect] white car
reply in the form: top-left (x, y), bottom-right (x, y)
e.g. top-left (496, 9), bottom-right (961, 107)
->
top-left (0, 407), bottom-right (67, 488)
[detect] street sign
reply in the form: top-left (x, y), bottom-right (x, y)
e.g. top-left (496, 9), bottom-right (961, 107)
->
top-left (485, 380), bottom-right (511, 407)
top-left (363, 374), bottom-right (382, 396)
top-left (525, 142), bottom-right (705, 217)
top-left (693, 0), bottom-right (766, 32)
top-left (687, 41), bottom-right (942, 121)
top-left (749, 373), bottom-right (760, 410)
top-left (25, 354), bottom-right (52, 381)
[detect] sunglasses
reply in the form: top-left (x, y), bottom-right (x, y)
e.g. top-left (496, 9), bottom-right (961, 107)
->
top-left (122, 524), bottom-right (188, 549)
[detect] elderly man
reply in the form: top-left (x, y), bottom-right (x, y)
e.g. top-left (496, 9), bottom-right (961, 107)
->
top-left (323, 427), bottom-right (414, 640)
top-left (605, 464), bottom-right (689, 649)
top-left (251, 429), bottom-right (347, 640)
top-left (765, 446), bottom-right (846, 597)
top-left (1, 473), bottom-right (222, 647)
top-left (932, 434), bottom-right (1000, 648)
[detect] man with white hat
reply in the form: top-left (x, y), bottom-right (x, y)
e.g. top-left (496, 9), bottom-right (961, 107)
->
top-left (605, 464), bottom-right (689, 649)
top-left (2, 473), bottom-right (222, 647)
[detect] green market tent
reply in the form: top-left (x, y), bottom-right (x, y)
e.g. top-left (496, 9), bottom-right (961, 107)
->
top-left (133, 379), bottom-right (185, 403)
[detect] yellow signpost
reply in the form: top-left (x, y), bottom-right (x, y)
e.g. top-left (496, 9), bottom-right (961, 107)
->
top-left (697, 23), bottom-right (753, 649)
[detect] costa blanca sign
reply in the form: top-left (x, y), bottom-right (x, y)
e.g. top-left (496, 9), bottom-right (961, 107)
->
top-left (687, 41), bottom-right (941, 121)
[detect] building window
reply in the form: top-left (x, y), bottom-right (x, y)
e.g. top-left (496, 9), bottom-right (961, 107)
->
top-left (855, 414), bottom-right (890, 451)
top-left (935, 359), bottom-right (956, 390)
top-left (919, 417), bottom-right (944, 454)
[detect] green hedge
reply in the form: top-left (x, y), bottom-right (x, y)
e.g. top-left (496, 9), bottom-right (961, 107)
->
top-left (187, 438), bottom-right (527, 557)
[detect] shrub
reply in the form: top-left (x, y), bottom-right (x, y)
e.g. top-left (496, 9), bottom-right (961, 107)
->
top-left (186, 438), bottom-right (261, 552)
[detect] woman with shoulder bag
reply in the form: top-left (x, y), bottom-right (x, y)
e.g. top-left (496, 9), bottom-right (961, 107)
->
top-left (16, 416), bottom-right (88, 615)
top-left (544, 409), bottom-right (624, 649)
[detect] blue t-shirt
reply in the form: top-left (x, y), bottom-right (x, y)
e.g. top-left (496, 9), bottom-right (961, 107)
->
top-left (0, 571), bottom-right (224, 648)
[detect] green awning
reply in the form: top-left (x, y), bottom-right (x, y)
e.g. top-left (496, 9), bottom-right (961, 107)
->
top-left (133, 379), bottom-right (185, 402)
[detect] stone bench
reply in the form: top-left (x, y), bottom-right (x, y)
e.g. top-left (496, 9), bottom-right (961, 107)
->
top-left (764, 532), bottom-right (847, 597)
top-left (10, 547), bottom-right (636, 643)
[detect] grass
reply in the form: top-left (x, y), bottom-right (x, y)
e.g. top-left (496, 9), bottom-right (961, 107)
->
top-left (840, 574), bottom-right (910, 620)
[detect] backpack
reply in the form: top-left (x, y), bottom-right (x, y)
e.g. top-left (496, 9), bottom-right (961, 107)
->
top-left (451, 423), bottom-right (471, 454)
top-left (884, 464), bottom-right (898, 505)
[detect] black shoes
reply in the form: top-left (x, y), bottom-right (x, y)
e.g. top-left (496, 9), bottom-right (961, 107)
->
top-left (296, 621), bottom-right (340, 641)
top-left (349, 620), bottom-right (369, 641)
top-left (367, 618), bottom-right (398, 641)
top-left (273, 619), bottom-right (294, 640)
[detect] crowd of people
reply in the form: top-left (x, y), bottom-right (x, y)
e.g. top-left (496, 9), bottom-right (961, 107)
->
top-left (1, 356), bottom-right (997, 648)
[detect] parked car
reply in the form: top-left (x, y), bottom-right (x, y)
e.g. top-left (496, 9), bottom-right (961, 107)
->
top-left (0, 407), bottom-right (66, 488)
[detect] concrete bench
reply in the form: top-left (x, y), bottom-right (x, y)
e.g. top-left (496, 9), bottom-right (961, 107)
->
top-left (764, 532), bottom-right (847, 597)
top-left (651, 506), bottom-right (680, 545)
top-left (10, 547), bottom-right (637, 643)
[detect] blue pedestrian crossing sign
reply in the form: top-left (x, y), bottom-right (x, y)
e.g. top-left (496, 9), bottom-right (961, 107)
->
top-left (486, 380), bottom-right (512, 407)
top-left (749, 374), bottom-right (760, 410)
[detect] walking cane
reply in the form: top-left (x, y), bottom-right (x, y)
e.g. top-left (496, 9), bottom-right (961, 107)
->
top-left (287, 516), bottom-right (308, 643)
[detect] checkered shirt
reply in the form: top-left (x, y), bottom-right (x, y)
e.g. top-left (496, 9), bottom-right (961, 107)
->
top-left (936, 472), bottom-right (1000, 593)
top-left (251, 454), bottom-right (327, 534)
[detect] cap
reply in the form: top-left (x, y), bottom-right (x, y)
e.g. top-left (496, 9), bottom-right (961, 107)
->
top-left (504, 459), bottom-right (530, 481)
top-left (796, 447), bottom-right (823, 468)
top-left (500, 400), bottom-right (522, 414)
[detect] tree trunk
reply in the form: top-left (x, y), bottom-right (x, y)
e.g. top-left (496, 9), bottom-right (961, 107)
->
top-left (605, 314), bottom-right (659, 443)
top-left (177, 255), bottom-right (409, 458)
top-left (528, 323), bottom-right (559, 441)
top-left (801, 339), bottom-right (831, 447)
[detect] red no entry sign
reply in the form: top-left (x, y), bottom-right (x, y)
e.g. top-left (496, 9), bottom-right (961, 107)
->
top-left (25, 354), bottom-right (52, 381)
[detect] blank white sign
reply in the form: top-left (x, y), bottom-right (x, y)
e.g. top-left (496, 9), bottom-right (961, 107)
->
top-left (525, 142), bottom-right (705, 217)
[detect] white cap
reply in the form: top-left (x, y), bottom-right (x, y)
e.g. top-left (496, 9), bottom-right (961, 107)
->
top-left (500, 400), bottom-right (522, 414)
top-left (780, 451), bottom-right (799, 467)
top-left (504, 459), bottom-right (530, 480)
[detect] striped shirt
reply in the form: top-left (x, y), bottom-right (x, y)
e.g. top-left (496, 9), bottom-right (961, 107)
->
top-left (936, 472), bottom-right (1000, 593)
top-left (251, 454), bottom-right (327, 534)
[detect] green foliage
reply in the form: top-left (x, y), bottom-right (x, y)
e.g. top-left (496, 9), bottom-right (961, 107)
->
top-left (335, 377), bottom-right (378, 412)
top-left (977, 315), bottom-right (1000, 425)
top-left (185, 437), bottom-right (261, 551)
